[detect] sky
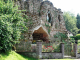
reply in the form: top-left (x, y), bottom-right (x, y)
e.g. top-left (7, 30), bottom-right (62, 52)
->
top-left (49, 0), bottom-right (80, 16)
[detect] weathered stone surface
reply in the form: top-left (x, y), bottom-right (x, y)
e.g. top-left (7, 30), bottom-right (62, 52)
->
top-left (15, 0), bottom-right (67, 52)
top-left (42, 52), bottom-right (63, 58)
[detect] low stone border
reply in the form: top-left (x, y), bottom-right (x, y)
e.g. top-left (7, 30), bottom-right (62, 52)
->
top-left (17, 52), bottom-right (37, 58)
top-left (18, 52), bottom-right (64, 59)
top-left (77, 53), bottom-right (80, 58)
top-left (42, 52), bottom-right (63, 59)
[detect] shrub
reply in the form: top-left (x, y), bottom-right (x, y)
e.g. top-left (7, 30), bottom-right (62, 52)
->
top-left (75, 34), bottom-right (80, 40)
top-left (70, 36), bottom-right (76, 38)
top-left (0, 0), bottom-right (28, 52)
top-left (42, 46), bottom-right (54, 52)
top-left (70, 34), bottom-right (80, 40)
top-left (70, 36), bottom-right (75, 43)
top-left (54, 32), bottom-right (68, 42)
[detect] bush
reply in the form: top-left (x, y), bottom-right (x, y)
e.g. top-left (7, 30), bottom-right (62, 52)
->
top-left (70, 36), bottom-right (76, 38)
top-left (54, 32), bottom-right (68, 42)
top-left (0, 0), bottom-right (28, 52)
top-left (76, 34), bottom-right (80, 40)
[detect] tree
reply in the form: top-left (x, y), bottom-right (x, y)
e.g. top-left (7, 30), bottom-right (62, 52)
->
top-left (0, 0), bottom-right (28, 52)
top-left (63, 12), bottom-right (79, 36)
top-left (76, 14), bottom-right (80, 33)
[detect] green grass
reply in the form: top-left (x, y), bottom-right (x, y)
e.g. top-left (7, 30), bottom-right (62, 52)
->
top-left (0, 51), bottom-right (39, 60)
top-left (0, 51), bottom-right (75, 60)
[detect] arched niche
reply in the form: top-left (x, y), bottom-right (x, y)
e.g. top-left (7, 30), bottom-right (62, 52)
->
top-left (32, 26), bottom-right (49, 43)
top-left (46, 10), bottom-right (53, 26)
top-left (47, 10), bottom-right (51, 23)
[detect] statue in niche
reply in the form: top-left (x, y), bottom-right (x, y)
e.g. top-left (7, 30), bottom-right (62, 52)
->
top-left (47, 10), bottom-right (51, 23)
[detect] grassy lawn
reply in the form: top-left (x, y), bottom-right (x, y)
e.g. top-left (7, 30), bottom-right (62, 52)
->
top-left (0, 51), bottom-right (76, 60)
top-left (0, 51), bottom-right (39, 60)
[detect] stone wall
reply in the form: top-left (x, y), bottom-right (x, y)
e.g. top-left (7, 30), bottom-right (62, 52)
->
top-left (15, 41), bottom-right (32, 52)
top-left (18, 52), bottom-right (37, 58)
top-left (42, 52), bottom-right (63, 59)
top-left (18, 52), bottom-right (63, 59)
top-left (16, 41), bottom-right (64, 59)
top-left (77, 54), bottom-right (80, 58)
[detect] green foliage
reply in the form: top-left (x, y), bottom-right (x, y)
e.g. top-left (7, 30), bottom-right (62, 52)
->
top-left (70, 36), bottom-right (75, 43)
top-left (70, 36), bottom-right (76, 38)
top-left (70, 34), bottom-right (80, 40)
top-left (64, 44), bottom-right (72, 56)
top-left (70, 34), bottom-right (80, 41)
top-left (76, 14), bottom-right (80, 29)
top-left (0, 51), bottom-right (38, 60)
top-left (70, 36), bottom-right (75, 40)
top-left (42, 43), bottom-right (61, 53)
top-left (54, 32), bottom-right (67, 40)
top-left (76, 14), bottom-right (80, 33)
top-left (54, 44), bottom-right (61, 53)
top-left (55, 23), bottom-right (58, 29)
top-left (63, 12), bottom-right (79, 35)
top-left (54, 33), bottom-right (58, 38)
top-left (45, 23), bottom-right (51, 34)
top-left (75, 34), bottom-right (80, 40)
top-left (48, 29), bottom-right (50, 34)
top-left (45, 23), bottom-right (50, 27)
top-left (0, 0), bottom-right (28, 52)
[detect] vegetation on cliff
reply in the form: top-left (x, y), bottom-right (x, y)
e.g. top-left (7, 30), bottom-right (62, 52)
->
top-left (0, 0), bottom-right (28, 52)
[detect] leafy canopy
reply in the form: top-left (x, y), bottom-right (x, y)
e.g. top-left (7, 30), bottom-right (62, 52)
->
top-left (0, 0), bottom-right (28, 52)
top-left (63, 12), bottom-right (79, 35)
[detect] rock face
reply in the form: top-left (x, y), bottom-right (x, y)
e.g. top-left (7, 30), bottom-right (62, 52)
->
top-left (15, 0), bottom-right (67, 43)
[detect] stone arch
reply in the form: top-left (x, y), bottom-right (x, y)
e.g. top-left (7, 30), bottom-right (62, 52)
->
top-left (32, 25), bottom-right (49, 42)
top-left (40, 1), bottom-right (53, 7)
top-left (40, 1), bottom-right (54, 15)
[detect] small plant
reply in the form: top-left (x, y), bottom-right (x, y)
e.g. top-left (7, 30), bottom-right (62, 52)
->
top-left (71, 50), bottom-right (74, 57)
top-left (45, 23), bottom-right (51, 34)
top-left (42, 56), bottom-right (45, 59)
top-left (45, 23), bottom-right (50, 27)
top-left (45, 56), bottom-right (49, 59)
top-left (49, 54), bottom-right (53, 59)
top-left (55, 23), bottom-right (58, 29)
top-left (42, 45), bottom-right (54, 52)
top-left (32, 53), bottom-right (37, 58)
top-left (78, 49), bottom-right (80, 53)
top-left (48, 29), bottom-right (50, 34)
top-left (54, 33), bottom-right (59, 38)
